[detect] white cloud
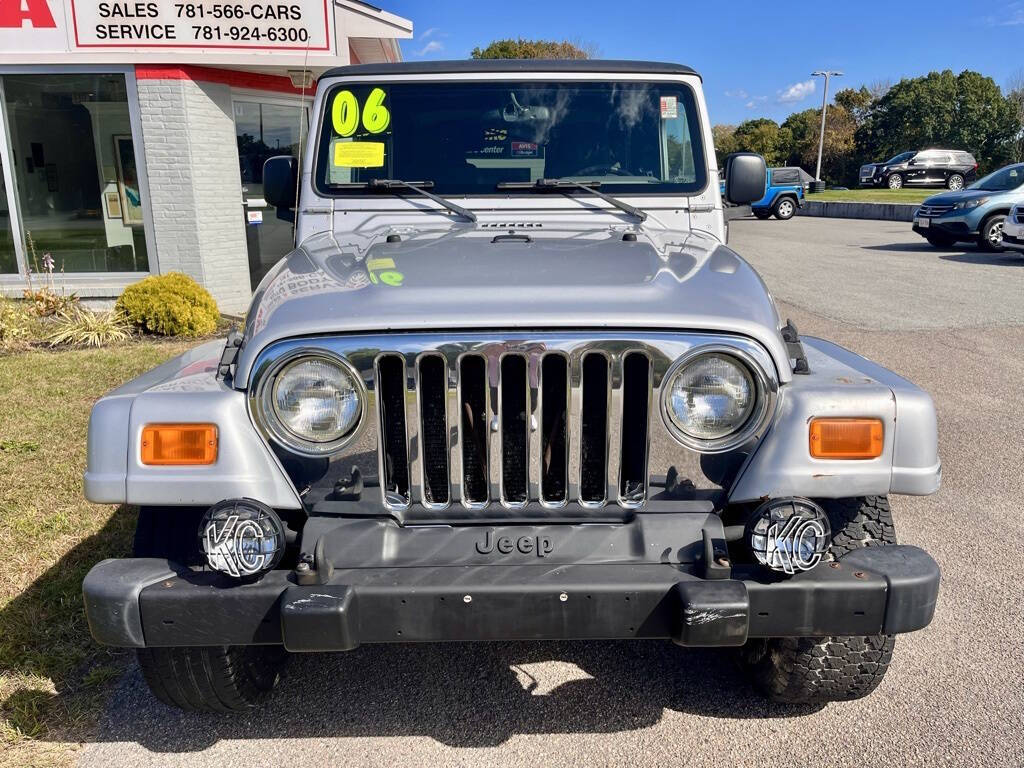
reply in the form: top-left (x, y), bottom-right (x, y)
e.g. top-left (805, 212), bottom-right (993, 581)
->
top-left (744, 96), bottom-right (768, 109)
top-left (419, 26), bottom-right (442, 39)
top-left (725, 88), bottom-right (749, 99)
top-left (415, 40), bottom-right (444, 56)
top-left (777, 79), bottom-right (816, 104)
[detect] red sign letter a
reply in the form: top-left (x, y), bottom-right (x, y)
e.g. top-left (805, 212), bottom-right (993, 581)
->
top-left (0, 0), bottom-right (57, 28)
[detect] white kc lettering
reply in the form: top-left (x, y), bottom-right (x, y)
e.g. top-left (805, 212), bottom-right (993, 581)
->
top-left (204, 515), bottom-right (268, 577)
top-left (766, 516), bottom-right (826, 575)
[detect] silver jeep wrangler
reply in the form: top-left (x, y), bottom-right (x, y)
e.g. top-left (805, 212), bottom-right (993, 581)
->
top-left (82, 60), bottom-right (941, 712)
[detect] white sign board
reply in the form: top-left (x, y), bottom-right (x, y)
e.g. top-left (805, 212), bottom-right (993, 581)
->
top-left (71, 0), bottom-right (330, 50)
top-left (0, 0), bottom-right (335, 57)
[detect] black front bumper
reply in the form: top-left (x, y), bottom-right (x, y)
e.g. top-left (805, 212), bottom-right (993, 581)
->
top-left (83, 512), bottom-right (940, 651)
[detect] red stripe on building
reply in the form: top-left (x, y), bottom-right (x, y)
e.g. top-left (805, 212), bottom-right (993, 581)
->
top-left (135, 65), bottom-right (314, 96)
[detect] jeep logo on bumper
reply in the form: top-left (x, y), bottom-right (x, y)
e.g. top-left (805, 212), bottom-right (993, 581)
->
top-left (476, 530), bottom-right (553, 557)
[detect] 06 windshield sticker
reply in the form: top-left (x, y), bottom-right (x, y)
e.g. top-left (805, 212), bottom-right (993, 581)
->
top-left (329, 87), bottom-right (392, 171)
top-left (331, 87), bottom-right (391, 137)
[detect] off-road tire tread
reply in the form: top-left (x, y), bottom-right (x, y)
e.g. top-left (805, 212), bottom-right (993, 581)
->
top-left (742, 496), bottom-right (898, 705)
top-left (137, 646), bottom-right (284, 712)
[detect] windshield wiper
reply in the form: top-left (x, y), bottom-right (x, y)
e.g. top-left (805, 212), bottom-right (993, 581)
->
top-left (340, 178), bottom-right (477, 222)
top-left (496, 178), bottom-right (647, 222)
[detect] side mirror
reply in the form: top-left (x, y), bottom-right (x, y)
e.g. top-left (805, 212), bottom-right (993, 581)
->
top-left (263, 156), bottom-right (298, 218)
top-left (723, 152), bottom-right (767, 205)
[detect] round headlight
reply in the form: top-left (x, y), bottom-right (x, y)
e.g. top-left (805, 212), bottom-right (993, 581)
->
top-left (667, 353), bottom-right (754, 438)
top-left (661, 348), bottom-right (772, 452)
top-left (263, 353), bottom-right (364, 454)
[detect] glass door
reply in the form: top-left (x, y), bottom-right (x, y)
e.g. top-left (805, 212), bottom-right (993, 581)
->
top-left (234, 99), bottom-right (307, 289)
top-left (0, 150), bottom-right (16, 274)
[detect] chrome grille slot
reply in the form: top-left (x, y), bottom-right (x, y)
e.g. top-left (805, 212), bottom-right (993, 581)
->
top-left (376, 355), bottom-right (410, 507)
top-left (500, 354), bottom-right (529, 505)
top-left (540, 354), bottom-right (569, 504)
top-left (459, 355), bottom-right (489, 504)
top-left (579, 352), bottom-right (610, 504)
top-left (619, 352), bottom-right (651, 505)
top-left (418, 354), bottom-right (449, 507)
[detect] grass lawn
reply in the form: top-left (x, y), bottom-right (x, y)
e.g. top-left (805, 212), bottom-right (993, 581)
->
top-left (806, 188), bottom-right (932, 204)
top-left (0, 340), bottom-right (193, 767)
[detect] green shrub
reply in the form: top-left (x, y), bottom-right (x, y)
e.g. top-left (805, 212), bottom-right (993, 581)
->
top-left (46, 307), bottom-right (132, 348)
top-left (115, 272), bottom-right (219, 337)
top-left (0, 299), bottom-right (40, 349)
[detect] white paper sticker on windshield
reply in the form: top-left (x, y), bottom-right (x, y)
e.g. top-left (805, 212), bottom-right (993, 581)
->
top-left (660, 96), bottom-right (678, 119)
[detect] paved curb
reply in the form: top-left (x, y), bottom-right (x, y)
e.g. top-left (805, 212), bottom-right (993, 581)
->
top-left (798, 200), bottom-right (918, 222)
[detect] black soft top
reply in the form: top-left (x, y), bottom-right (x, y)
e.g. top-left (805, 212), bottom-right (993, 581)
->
top-left (321, 59), bottom-right (700, 80)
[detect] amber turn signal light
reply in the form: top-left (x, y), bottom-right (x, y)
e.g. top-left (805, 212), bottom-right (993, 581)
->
top-left (141, 424), bottom-right (218, 465)
top-left (809, 418), bottom-right (883, 459)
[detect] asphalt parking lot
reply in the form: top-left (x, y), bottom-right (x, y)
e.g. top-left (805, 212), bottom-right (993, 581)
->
top-left (78, 216), bottom-right (1023, 768)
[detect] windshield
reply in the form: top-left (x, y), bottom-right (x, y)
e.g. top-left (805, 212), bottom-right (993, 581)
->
top-left (968, 164), bottom-right (1024, 192)
top-left (885, 152), bottom-right (914, 165)
top-left (314, 81), bottom-right (706, 196)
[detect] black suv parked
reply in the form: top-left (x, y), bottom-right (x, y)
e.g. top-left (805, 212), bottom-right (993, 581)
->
top-left (860, 149), bottom-right (977, 190)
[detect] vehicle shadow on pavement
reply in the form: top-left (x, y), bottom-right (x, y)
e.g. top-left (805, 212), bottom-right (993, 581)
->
top-left (0, 504), bottom-right (137, 742)
top-left (89, 641), bottom-right (822, 751)
top-left (861, 242), bottom-right (1024, 265)
top-left (938, 252), bottom-right (1024, 266)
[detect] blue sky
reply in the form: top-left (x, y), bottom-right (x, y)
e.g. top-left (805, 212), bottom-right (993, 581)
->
top-left (384, 0), bottom-right (1024, 125)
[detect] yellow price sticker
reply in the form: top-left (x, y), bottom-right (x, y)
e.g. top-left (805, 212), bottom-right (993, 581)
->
top-left (333, 141), bottom-right (385, 168)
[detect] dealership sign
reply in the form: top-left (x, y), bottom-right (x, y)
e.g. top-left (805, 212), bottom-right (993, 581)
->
top-left (0, 0), bottom-right (333, 56)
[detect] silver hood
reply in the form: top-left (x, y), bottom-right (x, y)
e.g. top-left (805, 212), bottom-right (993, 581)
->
top-left (236, 225), bottom-right (790, 385)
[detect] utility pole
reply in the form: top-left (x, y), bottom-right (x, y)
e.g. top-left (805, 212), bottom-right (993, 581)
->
top-left (811, 70), bottom-right (843, 182)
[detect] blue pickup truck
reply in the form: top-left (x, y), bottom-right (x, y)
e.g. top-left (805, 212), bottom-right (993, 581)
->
top-left (721, 166), bottom-right (806, 220)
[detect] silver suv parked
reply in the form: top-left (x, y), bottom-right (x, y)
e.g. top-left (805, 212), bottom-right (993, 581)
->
top-left (81, 60), bottom-right (942, 714)
top-left (860, 149), bottom-right (978, 190)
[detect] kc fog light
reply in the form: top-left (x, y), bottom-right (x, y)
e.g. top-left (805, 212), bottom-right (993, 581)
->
top-left (748, 498), bottom-right (831, 575)
top-left (199, 499), bottom-right (285, 578)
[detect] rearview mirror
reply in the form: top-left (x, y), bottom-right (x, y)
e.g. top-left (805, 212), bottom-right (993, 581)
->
top-left (264, 156), bottom-right (298, 219)
top-left (723, 152), bottom-right (767, 205)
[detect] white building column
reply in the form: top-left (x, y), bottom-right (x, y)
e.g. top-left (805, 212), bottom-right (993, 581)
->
top-left (136, 73), bottom-right (251, 314)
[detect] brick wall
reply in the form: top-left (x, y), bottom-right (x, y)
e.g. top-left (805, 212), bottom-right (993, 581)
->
top-left (136, 76), bottom-right (251, 313)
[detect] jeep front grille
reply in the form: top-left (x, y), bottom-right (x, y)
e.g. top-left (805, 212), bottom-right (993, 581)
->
top-left (374, 344), bottom-right (651, 510)
top-left (248, 332), bottom-right (780, 512)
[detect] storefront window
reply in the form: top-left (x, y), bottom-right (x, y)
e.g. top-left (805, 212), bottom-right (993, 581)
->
top-left (0, 154), bottom-right (15, 273)
top-left (2, 73), bottom-right (148, 273)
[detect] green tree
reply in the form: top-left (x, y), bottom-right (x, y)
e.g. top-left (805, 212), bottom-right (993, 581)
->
top-left (834, 86), bottom-right (873, 125)
top-left (782, 104), bottom-right (856, 182)
top-left (711, 124), bottom-right (739, 166)
top-left (1003, 69), bottom-right (1024, 163)
top-left (866, 69), bottom-right (1017, 172)
top-left (471, 38), bottom-right (596, 59)
top-left (731, 118), bottom-right (792, 167)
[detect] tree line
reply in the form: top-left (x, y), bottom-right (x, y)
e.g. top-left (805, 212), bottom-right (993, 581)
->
top-left (469, 42), bottom-right (1024, 186)
top-left (715, 69), bottom-right (1024, 185)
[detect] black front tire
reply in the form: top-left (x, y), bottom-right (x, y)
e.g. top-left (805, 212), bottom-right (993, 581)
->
top-left (132, 507), bottom-right (288, 712)
top-left (978, 214), bottom-right (1006, 252)
top-left (739, 496), bottom-right (897, 705)
top-left (138, 645), bottom-right (287, 713)
top-left (886, 174), bottom-right (903, 190)
top-left (772, 197), bottom-right (797, 220)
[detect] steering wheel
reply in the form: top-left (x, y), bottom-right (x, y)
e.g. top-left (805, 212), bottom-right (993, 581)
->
top-left (570, 163), bottom-right (635, 177)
